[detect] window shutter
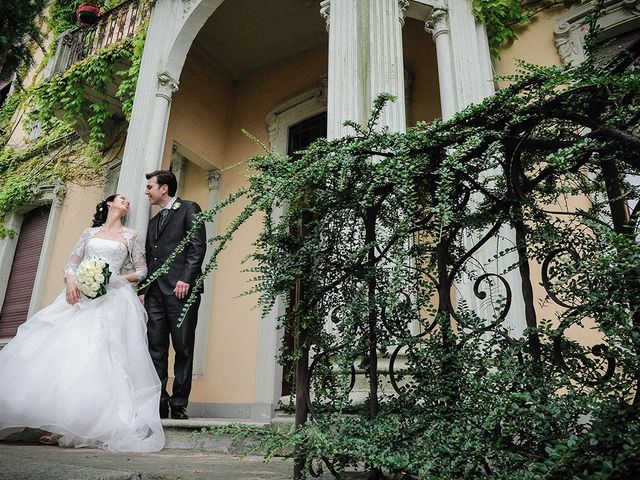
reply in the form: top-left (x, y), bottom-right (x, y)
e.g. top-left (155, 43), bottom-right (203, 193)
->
top-left (0, 205), bottom-right (50, 337)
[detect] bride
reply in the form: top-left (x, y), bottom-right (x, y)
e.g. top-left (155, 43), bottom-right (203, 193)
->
top-left (0, 194), bottom-right (165, 452)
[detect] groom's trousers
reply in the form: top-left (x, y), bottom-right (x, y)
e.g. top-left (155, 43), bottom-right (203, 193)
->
top-left (145, 283), bottom-right (200, 409)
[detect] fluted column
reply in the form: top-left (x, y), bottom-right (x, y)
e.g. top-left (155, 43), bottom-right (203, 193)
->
top-left (447, 0), bottom-right (495, 108)
top-left (425, 7), bottom-right (457, 120)
top-left (117, 0), bottom-right (183, 235)
top-left (445, 0), bottom-right (525, 336)
top-left (368, 0), bottom-right (408, 131)
top-left (322, 0), bottom-right (409, 137)
top-left (322, 0), bottom-right (367, 139)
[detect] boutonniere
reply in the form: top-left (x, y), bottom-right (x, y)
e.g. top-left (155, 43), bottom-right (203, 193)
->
top-left (172, 202), bottom-right (181, 210)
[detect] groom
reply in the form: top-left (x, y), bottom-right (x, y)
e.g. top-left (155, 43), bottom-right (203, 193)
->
top-left (143, 170), bottom-right (207, 419)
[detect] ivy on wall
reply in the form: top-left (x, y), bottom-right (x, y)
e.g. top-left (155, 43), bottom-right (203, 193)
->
top-left (473, 0), bottom-right (582, 56)
top-left (0, 2), bottom-right (147, 237)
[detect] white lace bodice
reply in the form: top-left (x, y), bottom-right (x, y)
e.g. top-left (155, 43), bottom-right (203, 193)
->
top-left (85, 238), bottom-right (128, 274)
top-left (64, 227), bottom-right (147, 281)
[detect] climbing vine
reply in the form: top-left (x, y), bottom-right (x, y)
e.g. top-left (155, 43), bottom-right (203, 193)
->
top-left (0, 1), bottom-right (148, 236)
top-left (473, 0), bottom-right (582, 56)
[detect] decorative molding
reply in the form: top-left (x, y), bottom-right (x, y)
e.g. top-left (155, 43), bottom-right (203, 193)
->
top-left (181, 0), bottom-right (198, 15)
top-left (622, 0), bottom-right (640, 15)
top-left (24, 181), bottom-right (66, 211)
top-left (554, 0), bottom-right (640, 64)
top-left (320, 0), bottom-right (330, 31)
top-left (156, 71), bottom-right (180, 101)
top-left (425, 7), bottom-right (449, 40)
top-left (207, 169), bottom-right (222, 191)
top-left (267, 76), bottom-right (327, 148)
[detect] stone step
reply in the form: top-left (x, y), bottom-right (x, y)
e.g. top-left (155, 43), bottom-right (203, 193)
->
top-left (162, 416), bottom-right (293, 453)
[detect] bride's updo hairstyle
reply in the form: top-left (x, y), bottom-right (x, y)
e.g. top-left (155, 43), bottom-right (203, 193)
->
top-left (91, 194), bottom-right (118, 227)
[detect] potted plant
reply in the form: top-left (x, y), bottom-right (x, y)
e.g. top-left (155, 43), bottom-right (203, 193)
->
top-left (76, 2), bottom-right (101, 27)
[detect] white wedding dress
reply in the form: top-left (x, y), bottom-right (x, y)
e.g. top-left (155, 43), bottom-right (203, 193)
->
top-left (0, 227), bottom-right (165, 452)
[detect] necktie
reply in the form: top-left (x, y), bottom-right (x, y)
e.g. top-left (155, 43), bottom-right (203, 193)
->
top-left (157, 209), bottom-right (169, 235)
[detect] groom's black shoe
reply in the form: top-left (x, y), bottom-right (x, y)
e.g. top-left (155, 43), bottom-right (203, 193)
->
top-left (159, 403), bottom-right (169, 419)
top-left (170, 405), bottom-right (189, 420)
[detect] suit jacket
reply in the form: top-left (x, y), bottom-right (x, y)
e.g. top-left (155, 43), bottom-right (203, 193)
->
top-left (145, 198), bottom-right (207, 296)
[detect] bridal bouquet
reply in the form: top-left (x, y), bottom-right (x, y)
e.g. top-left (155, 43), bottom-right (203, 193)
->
top-left (75, 258), bottom-right (111, 299)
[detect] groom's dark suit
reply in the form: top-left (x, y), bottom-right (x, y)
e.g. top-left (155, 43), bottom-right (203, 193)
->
top-left (145, 197), bottom-right (206, 413)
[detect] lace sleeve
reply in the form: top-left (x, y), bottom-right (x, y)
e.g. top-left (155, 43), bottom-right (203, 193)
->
top-left (63, 228), bottom-right (95, 277)
top-left (126, 229), bottom-right (147, 282)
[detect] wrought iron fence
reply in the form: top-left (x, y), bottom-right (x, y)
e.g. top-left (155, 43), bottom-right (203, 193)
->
top-left (276, 41), bottom-right (640, 479)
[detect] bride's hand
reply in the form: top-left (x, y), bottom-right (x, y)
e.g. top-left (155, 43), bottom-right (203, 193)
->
top-left (65, 279), bottom-right (80, 305)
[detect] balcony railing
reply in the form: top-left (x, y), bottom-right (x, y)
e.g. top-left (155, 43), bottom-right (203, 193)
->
top-left (48, 0), bottom-right (150, 78)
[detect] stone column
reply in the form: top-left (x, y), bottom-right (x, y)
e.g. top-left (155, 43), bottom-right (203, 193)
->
top-left (170, 146), bottom-right (186, 195)
top-left (368, 0), bottom-right (408, 131)
top-left (116, 0), bottom-right (182, 235)
top-left (445, 0), bottom-right (525, 336)
top-left (192, 168), bottom-right (221, 377)
top-left (447, 0), bottom-right (495, 107)
top-left (321, 0), bottom-right (367, 139)
top-left (425, 7), bottom-right (457, 120)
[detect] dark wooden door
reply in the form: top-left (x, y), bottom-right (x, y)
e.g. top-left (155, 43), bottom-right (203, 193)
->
top-left (0, 205), bottom-right (50, 337)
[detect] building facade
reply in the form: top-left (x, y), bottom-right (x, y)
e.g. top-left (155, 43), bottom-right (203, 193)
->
top-left (1, 0), bottom-right (639, 420)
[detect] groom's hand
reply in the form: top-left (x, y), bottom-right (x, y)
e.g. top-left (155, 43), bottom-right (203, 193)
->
top-left (174, 280), bottom-right (191, 299)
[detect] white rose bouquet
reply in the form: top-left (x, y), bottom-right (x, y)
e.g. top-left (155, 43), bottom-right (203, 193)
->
top-left (75, 258), bottom-right (112, 299)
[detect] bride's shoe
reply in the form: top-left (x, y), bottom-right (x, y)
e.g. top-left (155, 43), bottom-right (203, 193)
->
top-left (39, 432), bottom-right (61, 445)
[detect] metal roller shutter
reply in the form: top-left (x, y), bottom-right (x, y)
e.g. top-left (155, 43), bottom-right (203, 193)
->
top-left (0, 205), bottom-right (50, 337)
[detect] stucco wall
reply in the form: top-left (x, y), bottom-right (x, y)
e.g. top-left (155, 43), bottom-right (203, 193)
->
top-left (495, 6), bottom-right (604, 348)
top-left (496, 7), bottom-right (564, 79)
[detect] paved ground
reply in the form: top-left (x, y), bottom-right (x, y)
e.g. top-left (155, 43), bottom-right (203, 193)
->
top-left (0, 442), bottom-right (298, 480)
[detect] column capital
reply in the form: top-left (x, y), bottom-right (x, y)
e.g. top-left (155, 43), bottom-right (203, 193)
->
top-left (398, 0), bottom-right (410, 26)
top-left (425, 7), bottom-right (449, 41)
top-left (320, 0), bottom-right (330, 31)
top-left (156, 71), bottom-right (179, 101)
top-left (171, 147), bottom-right (185, 170)
top-left (207, 169), bottom-right (222, 191)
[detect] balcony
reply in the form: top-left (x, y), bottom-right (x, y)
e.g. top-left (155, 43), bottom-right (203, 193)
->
top-left (40, 1), bottom-right (150, 145)
top-left (47, 0), bottom-right (150, 78)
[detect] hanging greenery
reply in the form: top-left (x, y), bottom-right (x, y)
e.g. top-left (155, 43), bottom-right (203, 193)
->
top-left (148, 18), bottom-right (640, 479)
top-left (0, 1), bottom-right (148, 235)
top-left (32, 30), bottom-right (145, 151)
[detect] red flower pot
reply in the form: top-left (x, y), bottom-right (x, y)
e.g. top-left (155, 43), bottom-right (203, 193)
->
top-left (76, 2), bottom-right (101, 27)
